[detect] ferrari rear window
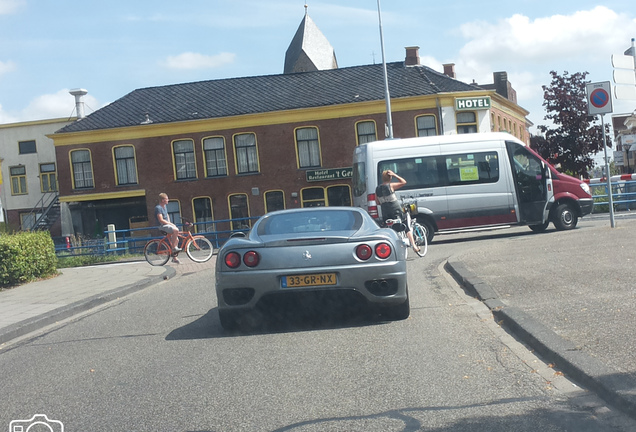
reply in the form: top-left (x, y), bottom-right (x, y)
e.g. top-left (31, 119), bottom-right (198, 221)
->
top-left (258, 210), bottom-right (363, 235)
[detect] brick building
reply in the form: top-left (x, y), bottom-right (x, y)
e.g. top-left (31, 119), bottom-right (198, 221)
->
top-left (50, 11), bottom-right (530, 238)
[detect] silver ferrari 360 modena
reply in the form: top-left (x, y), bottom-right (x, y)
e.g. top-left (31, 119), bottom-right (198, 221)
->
top-left (215, 207), bottom-right (408, 330)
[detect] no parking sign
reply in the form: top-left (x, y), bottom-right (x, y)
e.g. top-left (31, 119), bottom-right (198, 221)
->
top-left (586, 81), bottom-right (613, 115)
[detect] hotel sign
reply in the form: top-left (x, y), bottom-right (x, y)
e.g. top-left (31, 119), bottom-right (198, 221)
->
top-left (455, 96), bottom-right (491, 111)
top-left (306, 167), bottom-right (353, 182)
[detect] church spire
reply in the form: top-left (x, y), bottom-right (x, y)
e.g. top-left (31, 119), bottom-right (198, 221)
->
top-left (284, 6), bottom-right (338, 74)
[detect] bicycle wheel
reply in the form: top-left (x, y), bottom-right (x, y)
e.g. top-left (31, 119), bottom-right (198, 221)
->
top-left (144, 239), bottom-right (171, 266)
top-left (186, 236), bottom-right (214, 262)
top-left (412, 223), bottom-right (428, 257)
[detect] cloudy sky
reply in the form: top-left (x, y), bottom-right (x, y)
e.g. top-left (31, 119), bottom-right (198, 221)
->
top-left (0, 0), bottom-right (634, 133)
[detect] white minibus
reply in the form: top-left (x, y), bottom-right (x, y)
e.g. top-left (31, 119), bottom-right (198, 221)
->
top-left (352, 132), bottom-right (594, 242)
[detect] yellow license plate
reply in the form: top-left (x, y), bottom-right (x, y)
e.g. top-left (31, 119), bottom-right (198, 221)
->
top-left (282, 273), bottom-right (337, 288)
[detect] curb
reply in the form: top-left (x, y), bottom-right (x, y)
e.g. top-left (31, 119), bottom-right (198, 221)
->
top-left (0, 266), bottom-right (176, 346)
top-left (444, 258), bottom-right (636, 420)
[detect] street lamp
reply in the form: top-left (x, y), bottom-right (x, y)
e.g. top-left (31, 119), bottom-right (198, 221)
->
top-left (625, 143), bottom-right (632, 174)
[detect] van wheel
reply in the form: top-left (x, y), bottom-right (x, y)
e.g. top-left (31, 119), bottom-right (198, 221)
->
top-left (529, 221), bottom-right (549, 232)
top-left (417, 218), bottom-right (435, 243)
top-left (553, 203), bottom-right (578, 231)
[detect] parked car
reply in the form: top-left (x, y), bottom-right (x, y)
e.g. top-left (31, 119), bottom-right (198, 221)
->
top-left (215, 207), bottom-right (409, 330)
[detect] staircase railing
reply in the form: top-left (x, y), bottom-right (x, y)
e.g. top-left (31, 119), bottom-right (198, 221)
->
top-left (21, 191), bottom-right (59, 231)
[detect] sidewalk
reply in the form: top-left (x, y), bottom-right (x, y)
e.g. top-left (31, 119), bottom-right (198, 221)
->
top-left (0, 255), bottom-right (215, 346)
top-left (445, 216), bottom-right (636, 419)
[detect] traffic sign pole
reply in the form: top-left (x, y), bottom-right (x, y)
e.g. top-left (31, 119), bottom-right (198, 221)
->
top-left (600, 113), bottom-right (616, 228)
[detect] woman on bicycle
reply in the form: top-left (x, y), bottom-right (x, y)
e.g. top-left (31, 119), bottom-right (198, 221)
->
top-left (375, 170), bottom-right (420, 253)
top-left (155, 193), bottom-right (181, 263)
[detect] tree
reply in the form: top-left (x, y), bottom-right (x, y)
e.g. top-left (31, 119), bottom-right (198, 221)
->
top-left (530, 71), bottom-right (611, 179)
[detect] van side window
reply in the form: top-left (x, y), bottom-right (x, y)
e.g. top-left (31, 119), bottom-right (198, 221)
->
top-left (378, 156), bottom-right (441, 191)
top-left (445, 152), bottom-right (499, 185)
top-left (352, 162), bottom-right (366, 197)
top-left (379, 151), bottom-right (498, 190)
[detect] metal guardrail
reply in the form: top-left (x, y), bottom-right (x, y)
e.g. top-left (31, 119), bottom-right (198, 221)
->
top-left (54, 217), bottom-right (259, 257)
top-left (589, 178), bottom-right (636, 213)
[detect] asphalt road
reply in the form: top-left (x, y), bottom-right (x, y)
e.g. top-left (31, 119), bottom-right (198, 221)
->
top-left (1, 216), bottom-right (635, 431)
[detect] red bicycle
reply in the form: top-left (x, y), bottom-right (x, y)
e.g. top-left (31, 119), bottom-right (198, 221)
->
top-left (144, 221), bottom-right (214, 266)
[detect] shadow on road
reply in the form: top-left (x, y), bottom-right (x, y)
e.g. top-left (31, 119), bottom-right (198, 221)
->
top-left (165, 302), bottom-right (391, 341)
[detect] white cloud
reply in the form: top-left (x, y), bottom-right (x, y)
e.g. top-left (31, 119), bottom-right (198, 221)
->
top-left (0, 0), bottom-right (24, 14)
top-left (0, 89), bottom-right (101, 123)
top-left (0, 60), bottom-right (16, 76)
top-left (162, 52), bottom-right (236, 70)
top-left (444, 6), bottom-right (636, 132)
top-left (458, 6), bottom-right (634, 65)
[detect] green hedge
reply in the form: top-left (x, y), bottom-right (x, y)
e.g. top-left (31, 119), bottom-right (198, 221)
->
top-left (0, 231), bottom-right (58, 287)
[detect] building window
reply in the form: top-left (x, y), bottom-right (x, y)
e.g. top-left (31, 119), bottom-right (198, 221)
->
top-left (356, 121), bottom-right (377, 145)
top-left (295, 127), bottom-right (321, 168)
top-left (233, 133), bottom-right (259, 174)
top-left (193, 197), bottom-right (214, 232)
top-left (18, 140), bottom-right (36, 154)
top-left (70, 149), bottom-right (94, 189)
top-left (173, 139), bottom-right (196, 180)
top-left (10, 166), bottom-right (27, 195)
top-left (114, 146), bottom-right (138, 185)
top-left (203, 137), bottom-right (227, 177)
top-left (264, 190), bottom-right (285, 213)
top-left (456, 112), bottom-right (477, 134)
top-left (301, 187), bottom-right (326, 207)
top-left (416, 115), bottom-right (437, 136)
top-left (229, 193), bottom-right (250, 230)
top-left (327, 185), bottom-right (351, 206)
top-left (167, 200), bottom-right (181, 225)
top-left (20, 212), bottom-right (40, 230)
top-left (40, 163), bottom-right (57, 192)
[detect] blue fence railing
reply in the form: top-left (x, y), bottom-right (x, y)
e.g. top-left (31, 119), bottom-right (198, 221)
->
top-left (588, 177), bottom-right (636, 212)
top-left (55, 216), bottom-right (259, 257)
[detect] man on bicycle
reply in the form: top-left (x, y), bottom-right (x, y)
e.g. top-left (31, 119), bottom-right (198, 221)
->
top-left (375, 170), bottom-right (420, 253)
top-left (155, 193), bottom-right (181, 262)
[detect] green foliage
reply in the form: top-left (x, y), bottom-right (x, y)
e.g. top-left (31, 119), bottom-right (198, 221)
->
top-left (0, 231), bottom-right (57, 287)
top-left (0, 222), bottom-right (10, 234)
top-left (531, 71), bottom-right (612, 179)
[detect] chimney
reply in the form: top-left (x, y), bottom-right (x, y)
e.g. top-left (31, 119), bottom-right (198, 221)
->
top-left (69, 88), bottom-right (88, 119)
top-left (405, 46), bottom-right (420, 66)
top-left (443, 64), bottom-right (456, 79)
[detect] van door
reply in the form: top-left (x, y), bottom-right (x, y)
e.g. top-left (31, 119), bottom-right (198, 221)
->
top-left (443, 149), bottom-right (516, 229)
top-left (505, 141), bottom-right (552, 224)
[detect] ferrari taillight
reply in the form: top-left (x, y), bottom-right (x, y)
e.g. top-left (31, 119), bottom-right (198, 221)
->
top-left (224, 252), bottom-right (241, 268)
top-left (356, 244), bottom-right (373, 260)
top-left (375, 242), bottom-right (392, 259)
top-left (243, 251), bottom-right (260, 267)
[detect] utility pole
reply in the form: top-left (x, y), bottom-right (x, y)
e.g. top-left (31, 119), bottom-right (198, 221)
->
top-left (377, 0), bottom-right (394, 140)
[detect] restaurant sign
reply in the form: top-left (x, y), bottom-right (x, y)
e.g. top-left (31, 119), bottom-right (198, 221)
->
top-left (306, 167), bottom-right (353, 182)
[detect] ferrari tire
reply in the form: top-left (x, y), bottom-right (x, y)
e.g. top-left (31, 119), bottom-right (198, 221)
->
top-left (379, 290), bottom-right (410, 321)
